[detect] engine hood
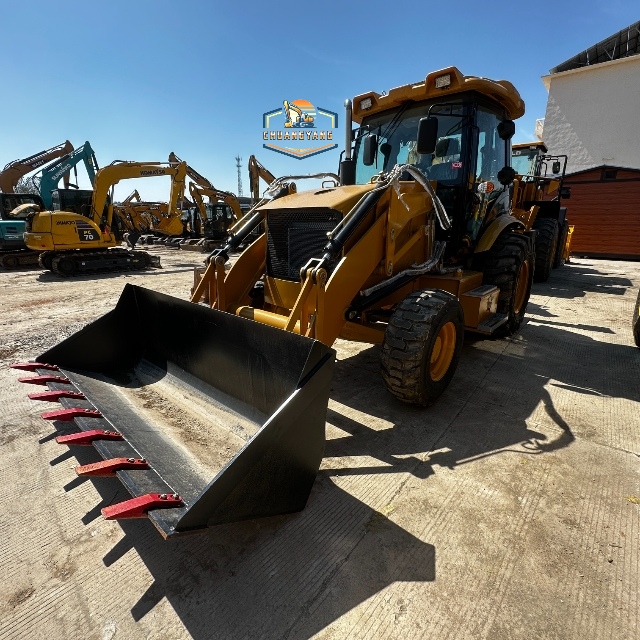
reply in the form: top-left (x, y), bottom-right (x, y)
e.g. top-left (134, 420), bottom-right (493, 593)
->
top-left (258, 183), bottom-right (377, 215)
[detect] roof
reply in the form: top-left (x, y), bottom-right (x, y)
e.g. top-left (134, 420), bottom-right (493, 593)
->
top-left (551, 21), bottom-right (640, 73)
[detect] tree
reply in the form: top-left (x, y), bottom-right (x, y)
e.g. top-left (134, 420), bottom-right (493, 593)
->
top-left (14, 176), bottom-right (40, 195)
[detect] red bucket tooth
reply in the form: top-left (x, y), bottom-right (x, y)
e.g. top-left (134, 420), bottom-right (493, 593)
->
top-left (76, 457), bottom-right (149, 477)
top-left (102, 493), bottom-right (183, 520)
top-left (28, 390), bottom-right (86, 402)
top-left (41, 408), bottom-right (102, 422)
top-left (11, 362), bottom-right (59, 372)
top-left (55, 430), bottom-right (123, 446)
top-left (18, 375), bottom-right (70, 385)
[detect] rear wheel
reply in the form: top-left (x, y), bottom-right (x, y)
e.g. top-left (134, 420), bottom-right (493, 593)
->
top-left (381, 289), bottom-right (464, 406)
top-left (482, 231), bottom-right (534, 335)
top-left (633, 288), bottom-right (640, 348)
top-left (532, 218), bottom-right (559, 282)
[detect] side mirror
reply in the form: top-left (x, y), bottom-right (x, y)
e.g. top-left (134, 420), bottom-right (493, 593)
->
top-left (560, 186), bottom-right (571, 199)
top-left (552, 161), bottom-right (561, 174)
top-left (497, 120), bottom-right (516, 140)
top-left (417, 117), bottom-right (438, 155)
top-left (497, 166), bottom-right (516, 186)
top-left (363, 134), bottom-right (378, 166)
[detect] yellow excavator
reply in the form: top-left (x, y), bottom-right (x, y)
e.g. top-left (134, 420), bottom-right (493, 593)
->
top-left (24, 160), bottom-right (187, 275)
top-left (168, 152), bottom-right (242, 242)
top-left (15, 67), bottom-right (535, 537)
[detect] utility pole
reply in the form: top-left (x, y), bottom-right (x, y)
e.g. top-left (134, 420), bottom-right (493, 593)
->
top-left (235, 156), bottom-right (243, 197)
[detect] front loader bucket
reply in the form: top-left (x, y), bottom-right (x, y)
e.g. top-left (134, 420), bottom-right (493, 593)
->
top-left (22, 284), bottom-right (335, 538)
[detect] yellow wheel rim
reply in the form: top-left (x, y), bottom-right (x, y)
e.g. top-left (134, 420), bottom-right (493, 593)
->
top-left (429, 321), bottom-right (457, 382)
top-left (514, 258), bottom-right (531, 315)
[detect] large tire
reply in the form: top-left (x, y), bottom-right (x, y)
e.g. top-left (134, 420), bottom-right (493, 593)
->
top-left (633, 288), bottom-right (640, 348)
top-left (482, 231), bottom-right (534, 335)
top-left (381, 289), bottom-right (464, 406)
top-left (553, 221), bottom-right (569, 268)
top-left (532, 218), bottom-right (559, 282)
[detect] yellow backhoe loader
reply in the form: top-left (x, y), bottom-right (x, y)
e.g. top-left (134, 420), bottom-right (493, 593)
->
top-left (14, 67), bottom-right (535, 538)
top-left (24, 160), bottom-right (187, 275)
top-left (511, 141), bottom-right (572, 282)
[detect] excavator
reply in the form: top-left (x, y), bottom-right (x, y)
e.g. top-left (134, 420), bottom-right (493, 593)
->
top-left (167, 152), bottom-right (242, 244)
top-left (283, 100), bottom-right (315, 128)
top-left (14, 67), bottom-right (535, 538)
top-left (38, 142), bottom-right (99, 209)
top-left (23, 160), bottom-right (187, 275)
top-left (0, 141), bottom-right (75, 268)
top-left (511, 141), bottom-right (572, 282)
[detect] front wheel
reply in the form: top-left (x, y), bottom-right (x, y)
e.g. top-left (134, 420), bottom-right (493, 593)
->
top-left (482, 231), bottom-right (534, 335)
top-left (381, 289), bottom-right (464, 406)
top-left (532, 218), bottom-right (559, 282)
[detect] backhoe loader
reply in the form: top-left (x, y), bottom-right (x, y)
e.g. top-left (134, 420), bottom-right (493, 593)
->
top-left (511, 141), bottom-right (572, 282)
top-left (14, 67), bottom-right (534, 538)
top-left (24, 160), bottom-right (187, 276)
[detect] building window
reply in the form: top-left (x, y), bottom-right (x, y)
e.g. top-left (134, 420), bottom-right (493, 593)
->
top-left (601, 168), bottom-right (618, 181)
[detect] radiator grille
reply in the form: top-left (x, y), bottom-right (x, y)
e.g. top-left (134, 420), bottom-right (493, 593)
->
top-left (266, 208), bottom-right (342, 281)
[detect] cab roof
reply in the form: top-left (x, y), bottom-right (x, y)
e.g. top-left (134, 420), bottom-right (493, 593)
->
top-left (352, 67), bottom-right (525, 123)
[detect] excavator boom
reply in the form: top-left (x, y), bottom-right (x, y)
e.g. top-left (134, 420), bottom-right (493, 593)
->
top-left (0, 141), bottom-right (74, 193)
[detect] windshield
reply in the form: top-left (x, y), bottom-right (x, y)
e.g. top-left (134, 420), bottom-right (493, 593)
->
top-left (355, 101), bottom-right (466, 185)
top-left (511, 149), bottom-right (538, 176)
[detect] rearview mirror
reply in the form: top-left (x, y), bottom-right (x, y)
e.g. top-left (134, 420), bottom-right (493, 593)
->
top-left (497, 120), bottom-right (515, 140)
top-left (552, 161), bottom-right (561, 174)
top-left (363, 134), bottom-right (378, 166)
top-left (417, 117), bottom-right (438, 155)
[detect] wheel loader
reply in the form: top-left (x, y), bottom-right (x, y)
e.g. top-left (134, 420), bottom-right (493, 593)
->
top-left (13, 67), bottom-right (535, 538)
top-left (511, 141), bottom-right (572, 282)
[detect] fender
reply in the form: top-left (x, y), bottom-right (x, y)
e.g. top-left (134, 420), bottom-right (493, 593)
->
top-left (475, 214), bottom-right (524, 253)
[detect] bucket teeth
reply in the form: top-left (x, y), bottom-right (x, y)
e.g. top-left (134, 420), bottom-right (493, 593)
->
top-left (75, 457), bottom-right (149, 477)
top-left (102, 493), bottom-right (183, 520)
top-left (41, 408), bottom-right (102, 422)
top-left (28, 390), bottom-right (86, 402)
top-left (55, 430), bottom-right (123, 446)
top-left (11, 362), bottom-right (59, 372)
top-left (18, 374), bottom-right (70, 385)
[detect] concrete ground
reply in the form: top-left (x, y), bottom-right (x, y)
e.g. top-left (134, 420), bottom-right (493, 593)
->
top-left (0, 249), bottom-right (638, 640)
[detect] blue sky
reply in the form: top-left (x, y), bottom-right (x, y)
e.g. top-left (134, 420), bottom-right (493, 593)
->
top-left (2, 1), bottom-right (637, 201)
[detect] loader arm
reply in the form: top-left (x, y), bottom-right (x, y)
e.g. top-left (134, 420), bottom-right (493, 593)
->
top-left (0, 140), bottom-right (74, 193)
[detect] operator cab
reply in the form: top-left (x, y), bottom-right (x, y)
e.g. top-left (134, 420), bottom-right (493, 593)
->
top-left (0, 193), bottom-right (45, 219)
top-left (204, 202), bottom-right (235, 240)
top-left (352, 94), bottom-right (515, 256)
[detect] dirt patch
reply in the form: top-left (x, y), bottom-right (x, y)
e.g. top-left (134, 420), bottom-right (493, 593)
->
top-left (7, 586), bottom-right (35, 609)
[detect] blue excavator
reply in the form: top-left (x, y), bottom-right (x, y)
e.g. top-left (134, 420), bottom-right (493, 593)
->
top-left (38, 141), bottom-right (98, 209)
top-left (0, 142), bottom-right (98, 269)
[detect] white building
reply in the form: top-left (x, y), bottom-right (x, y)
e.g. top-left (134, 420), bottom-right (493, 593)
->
top-left (540, 22), bottom-right (640, 175)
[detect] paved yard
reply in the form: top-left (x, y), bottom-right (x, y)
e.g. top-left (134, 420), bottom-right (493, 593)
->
top-left (0, 251), bottom-right (638, 639)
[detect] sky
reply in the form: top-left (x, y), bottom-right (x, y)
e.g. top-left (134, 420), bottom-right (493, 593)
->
top-left (2, 1), bottom-right (638, 201)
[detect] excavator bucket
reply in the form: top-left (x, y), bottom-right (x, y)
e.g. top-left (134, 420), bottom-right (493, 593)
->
top-left (18, 284), bottom-right (334, 538)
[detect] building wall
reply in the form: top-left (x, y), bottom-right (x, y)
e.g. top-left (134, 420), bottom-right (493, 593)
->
top-left (563, 167), bottom-right (640, 258)
top-left (542, 56), bottom-right (640, 174)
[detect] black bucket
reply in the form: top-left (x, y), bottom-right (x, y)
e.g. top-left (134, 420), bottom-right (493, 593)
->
top-left (32, 284), bottom-right (335, 538)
